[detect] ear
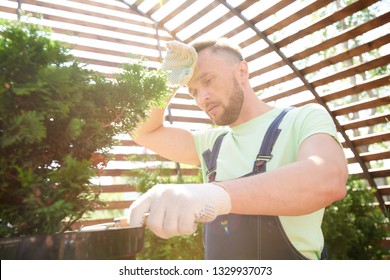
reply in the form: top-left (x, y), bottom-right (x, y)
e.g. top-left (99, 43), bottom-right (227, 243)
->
top-left (238, 60), bottom-right (249, 81)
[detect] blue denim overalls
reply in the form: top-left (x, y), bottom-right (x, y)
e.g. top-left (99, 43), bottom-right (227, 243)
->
top-left (202, 108), bottom-right (327, 260)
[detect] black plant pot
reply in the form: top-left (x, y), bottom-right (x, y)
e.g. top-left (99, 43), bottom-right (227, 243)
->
top-left (0, 227), bottom-right (144, 260)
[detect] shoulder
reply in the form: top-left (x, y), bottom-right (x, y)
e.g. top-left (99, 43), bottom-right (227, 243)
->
top-left (280, 104), bottom-right (338, 145)
top-left (285, 103), bottom-right (333, 126)
top-left (291, 103), bottom-right (329, 117)
top-left (192, 127), bottom-right (229, 155)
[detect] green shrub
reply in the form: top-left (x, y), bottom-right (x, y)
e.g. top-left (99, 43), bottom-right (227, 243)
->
top-left (323, 177), bottom-right (389, 259)
top-left (0, 18), bottom-right (170, 237)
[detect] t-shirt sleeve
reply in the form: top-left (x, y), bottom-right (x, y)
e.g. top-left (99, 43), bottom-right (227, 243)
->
top-left (296, 104), bottom-right (339, 147)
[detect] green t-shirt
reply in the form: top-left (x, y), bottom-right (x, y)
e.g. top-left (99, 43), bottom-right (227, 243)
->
top-left (193, 103), bottom-right (339, 259)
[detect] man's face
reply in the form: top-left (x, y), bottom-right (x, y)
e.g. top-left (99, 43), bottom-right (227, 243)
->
top-left (187, 49), bottom-right (244, 126)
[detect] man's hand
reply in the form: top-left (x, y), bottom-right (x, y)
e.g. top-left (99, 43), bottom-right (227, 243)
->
top-left (161, 41), bottom-right (197, 86)
top-left (128, 183), bottom-right (231, 239)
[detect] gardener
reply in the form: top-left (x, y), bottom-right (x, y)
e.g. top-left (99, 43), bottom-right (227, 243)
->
top-left (128, 38), bottom-right (348, 260)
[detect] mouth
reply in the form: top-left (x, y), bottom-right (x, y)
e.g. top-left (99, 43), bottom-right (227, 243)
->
top-left (206, 103), bottom-right (219, 117)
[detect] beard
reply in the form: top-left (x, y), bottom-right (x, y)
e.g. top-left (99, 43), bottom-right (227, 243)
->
top-left (209, 78), bottom-right (244, 126)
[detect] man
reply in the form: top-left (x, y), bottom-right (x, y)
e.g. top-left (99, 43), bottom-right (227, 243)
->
top-left (128, 38), bottom-right (348, 259)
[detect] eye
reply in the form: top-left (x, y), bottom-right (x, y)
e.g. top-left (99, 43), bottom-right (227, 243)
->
top-left (203, 76), bottom-right (214, 86)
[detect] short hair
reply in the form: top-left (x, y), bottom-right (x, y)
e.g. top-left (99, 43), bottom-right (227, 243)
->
top-left (191, 37), bottom-right (244, 63)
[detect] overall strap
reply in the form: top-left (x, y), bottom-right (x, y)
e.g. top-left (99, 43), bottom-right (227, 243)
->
top-left (202, 133), bottom-right (227, 182)
top-left (202, 107), bottom-right (294, 182)
top-left (253, 107), bottom-right (294, 173)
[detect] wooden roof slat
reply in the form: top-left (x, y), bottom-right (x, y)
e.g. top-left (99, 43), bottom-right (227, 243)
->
top-left (340, 112), bottom-right (390, 130)
top-left (155, 0), bottom-right (196, 26)
top-left (70, 0), bottom-right (141, 16)
top-left (94, 200), bottom-right (133, 210)
top-left (352, 168), bottom-right (390, 179)
top-left (253, 73), bottom-right (297, 92)
top-left (260, 85), bottom-right (306, 102)
top-left (170, 1), bottom-right (220, 37)
top-left (24, 0), bottom-right (154, 28)
top-left (239, 0), bottom-right (314, 48)
top-left (243, 3), bottom-right (385, 67)
top-left (164, 116), bottom-right (213, 124)
top-left (223, 0), bottom-right (296, 43)
top-left (75, 58), bottom-right (125, 70)
top-left (311, 54), bottom-right (390, 88)
top-left (321, 75), bottom-right (390, 102)
top-left (290, 12), bottom-right (390, 62)
top-left (243, 0), bottom-right (334, 60)
top-left (50, 26), bottom-right (159, 52)
top-left (343, 131), bottom-right (390, 148)
top-left (290, 99), bottom-right (318, 108)
top-left (253, 65), bottom-right (388, 115)
top-left (331, 95), bottom-right (390, 116)
top-left (359, 150), bottom-right (390, 163)
top-left (276, 0), bottom-right (380, 48)
top-left (368, 168), bottom-right (390, 179)
top-left (174, 92), bottom-right (193, 100)
top-left (0, 5), bottom-right (17, 14)
top-left (347, 150), bottom-right (390, 164)
top-left (115, 140), bottom-right (137, 146)
top-left (301, 34), bottom-right (390, 75)
top-left (64, 43), bottom-right (160, 63)
top-left (184, 8), bottom-right (235, 43)
top-left (26, 12), bottom-right (162, 43)
top-left (263, 0), bottom-right (334, 38)
top-left (110, 154), bottom-right (167, 162)
top-left (250, 34), bottom-right (390, 78)
top-left (378, 185), bottom-right (390, 196)
top-left (99, 168), bottom-right (199, 177)
top-left (169, 103), bottom-right (202, 111)
top-left (96, 184), bottom-right (137, 193)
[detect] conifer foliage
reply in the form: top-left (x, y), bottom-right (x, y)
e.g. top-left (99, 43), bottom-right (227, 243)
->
top-left (0, 19), bottom-right (170, 237)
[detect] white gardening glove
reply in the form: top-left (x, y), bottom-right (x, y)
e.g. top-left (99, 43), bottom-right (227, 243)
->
top-left (161, 41), bottom-right (197, 86)
top-left (128, 183), bottom-right (231, 239)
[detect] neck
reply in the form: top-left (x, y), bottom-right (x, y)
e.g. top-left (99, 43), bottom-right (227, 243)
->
top-left (229, 88), bottom-right (273, 127)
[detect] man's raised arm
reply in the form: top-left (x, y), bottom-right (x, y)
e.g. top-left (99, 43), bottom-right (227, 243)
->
top-left (131, 41), bottom-right (200, 166)
top-left (131, 95), bottom-right (200, 166)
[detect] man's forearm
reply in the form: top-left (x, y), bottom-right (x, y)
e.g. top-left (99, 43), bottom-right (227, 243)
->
top-left (131, 95), bottom-right (173, 142)
top-left (221, 134), bottom-right (348, 216)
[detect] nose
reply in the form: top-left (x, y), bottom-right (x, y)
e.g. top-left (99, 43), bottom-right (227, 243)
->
top-left (196, 88), bottom-right (211, 107)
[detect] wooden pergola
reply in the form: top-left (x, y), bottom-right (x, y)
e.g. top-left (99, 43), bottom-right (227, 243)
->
top-left (1, 0), bottom-right (389, 229)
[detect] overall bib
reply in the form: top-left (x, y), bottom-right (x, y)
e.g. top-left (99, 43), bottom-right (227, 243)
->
top-left (202, 108), bottom-right (327, 260)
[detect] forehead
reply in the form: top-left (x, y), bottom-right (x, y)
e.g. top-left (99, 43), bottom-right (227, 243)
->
top-left (188, 49), bottom-right (229, 85)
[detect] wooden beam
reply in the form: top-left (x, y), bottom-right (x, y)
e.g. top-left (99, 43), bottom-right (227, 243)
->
top-left (321, 75), bottom-right (390, 102)
top-left (347, 150), bottom-right (390, 164)
top-left (94, 184), bottom-right (137, 193)
top-left (250, 34), bottom-right (390, 78)
top-left (289, 12), bottom-right (390, 61)
top-left (378, 185), bottom-right (390, 196)
top-left (164, 116), bottom-right (212, 124)
top-left (331, 96), bottom-right (390, 116)
top-left (311, 55), bottom-right (390, 88)
top-left (340, 112), bottom-right (390, 130)
top-left (99, 168), bottom-right (200, 177)
top-left (240, 0), bottom-right (328, 48)
top-left (343, 131), bottom-right (390, 148)
top-left (276, 0), bottom-right (380, 48)
top-left (24, 0), bottom-right (154, 28)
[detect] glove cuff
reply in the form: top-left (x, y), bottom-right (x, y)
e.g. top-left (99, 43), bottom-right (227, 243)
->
top-left (209, 182), bottom-right (232, 216)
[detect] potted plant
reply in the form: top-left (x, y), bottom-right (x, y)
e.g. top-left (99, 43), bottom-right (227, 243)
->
top-left (0, 18), bottom-right (170, 259)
